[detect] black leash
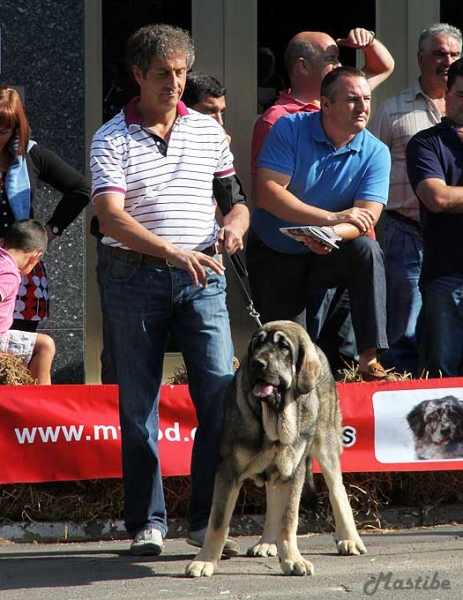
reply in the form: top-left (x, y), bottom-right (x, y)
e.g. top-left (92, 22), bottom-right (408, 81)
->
top-left (212, 175), bottom-right (262, 328)
top-left (224, 249), bottom-right (262, 328)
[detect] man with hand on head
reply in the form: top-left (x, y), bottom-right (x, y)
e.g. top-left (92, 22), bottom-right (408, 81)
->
top-left (90, 24), bottom-right (248, 557)
top-left (251, 27), bottom-right (394, 180)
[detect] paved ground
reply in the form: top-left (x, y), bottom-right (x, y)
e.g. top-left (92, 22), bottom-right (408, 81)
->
top-left (1, 525), bottom-right (463, 600)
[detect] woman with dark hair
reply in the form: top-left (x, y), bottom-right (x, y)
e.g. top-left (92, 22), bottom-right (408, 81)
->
top-left (0, 85), bottom-right (90, 332)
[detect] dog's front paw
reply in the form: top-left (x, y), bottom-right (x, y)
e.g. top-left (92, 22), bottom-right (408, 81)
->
top-left (336, 538), bottom-right (367, 556)
top-left (185, 559), bottom-right (217, 578)
top-left (247, 540), bottom-right (278, 557)
top-left (280, 556), bottom-right (314, 576)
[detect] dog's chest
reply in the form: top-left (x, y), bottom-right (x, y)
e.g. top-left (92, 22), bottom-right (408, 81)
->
top-left (236, 435), bottom-right (307, 482)
top-left (260, 402), bottom-right (308, 479)
top-left (262, 402), bottom-right (299, 445)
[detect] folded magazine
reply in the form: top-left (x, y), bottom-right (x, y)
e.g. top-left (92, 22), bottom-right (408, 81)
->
top-left (279, 225), bottom-right (342, 249)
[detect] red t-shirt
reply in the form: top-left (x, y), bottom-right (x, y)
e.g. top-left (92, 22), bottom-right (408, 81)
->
top-left (251, 89), bottom-right (319, 174)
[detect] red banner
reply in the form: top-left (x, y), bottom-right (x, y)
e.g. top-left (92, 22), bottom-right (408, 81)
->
top-left (0, 379), bottom-right (463, 484)
top-left (337, 378), bottom-right (463, 472)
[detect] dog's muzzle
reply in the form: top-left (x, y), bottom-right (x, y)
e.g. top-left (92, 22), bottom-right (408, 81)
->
top-left (252, 379), bottom-right (285, 410)
top-left (249, 356), bottom-right (288, 409)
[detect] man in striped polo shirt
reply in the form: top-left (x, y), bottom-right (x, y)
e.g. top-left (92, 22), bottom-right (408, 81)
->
top-left (90, 24), bottom-right (249, 557)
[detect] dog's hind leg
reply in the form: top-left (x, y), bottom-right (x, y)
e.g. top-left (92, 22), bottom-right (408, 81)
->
top-left (271, 464), bottom-right (314, 576)
top-left (300, 456), bottom-right (318, 512)
top-left (313, 432), bottom-right (366, 556)
top-left (185, 469), bottom-right (241, 578)
top-left (246, 482), bottom-right (278, 557)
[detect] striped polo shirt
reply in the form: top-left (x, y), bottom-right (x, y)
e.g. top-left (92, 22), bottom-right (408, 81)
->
top-left (90, 98), bottom-right (235, 251)
top-left (369, 79), bottom-right (442, 223)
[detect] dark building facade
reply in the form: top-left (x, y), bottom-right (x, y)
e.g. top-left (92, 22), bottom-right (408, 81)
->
top-left (1, 0), bottom-right (460, 383)
top-left (1, 1), bottom-right (87, 382)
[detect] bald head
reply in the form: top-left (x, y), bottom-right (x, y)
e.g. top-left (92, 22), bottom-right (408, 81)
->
top-left (284, 31), bottom-right (338, 78)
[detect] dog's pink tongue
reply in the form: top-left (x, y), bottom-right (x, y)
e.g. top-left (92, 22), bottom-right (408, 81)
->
top-left (253, 383), bottom-right (275, 398)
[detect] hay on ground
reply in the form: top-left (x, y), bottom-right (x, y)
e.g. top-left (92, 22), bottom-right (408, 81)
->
top-left (1, 357), bottom-right (461, 528)
top-left (2, 471), bottom-right (463, 527)
top-left (335, 359), bottom-right (412, 383)
top-left (0, 353), bottom-right (35, 385)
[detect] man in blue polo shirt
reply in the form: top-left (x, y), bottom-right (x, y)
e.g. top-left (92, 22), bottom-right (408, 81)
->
top-left (406, 58), bottom-right (463, 377)
top-left (246, 65), bottom-right (392, 381)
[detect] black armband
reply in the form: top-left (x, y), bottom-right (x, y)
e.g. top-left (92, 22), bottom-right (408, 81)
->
top-left (213, 174), bottom-right (247, 217)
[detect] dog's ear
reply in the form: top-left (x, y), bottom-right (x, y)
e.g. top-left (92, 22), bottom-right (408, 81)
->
top-left (295, 331), bottom-right (322, 395)
top-left (247, 329), bottom-right (264, 363)
top-left (447, 397), bottom-right (463, 435)
top-left (407, 403), bottom-right (425, 437)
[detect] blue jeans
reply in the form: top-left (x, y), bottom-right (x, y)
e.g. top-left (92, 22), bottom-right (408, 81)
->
top-left (96, 240), bottom-right (117, 384)
top-left (382, 214), bottom-right (423, 376)
top-left (104, 250), bottom-right (234, 537)
top-left (419, 275), bottom-right (463, 377)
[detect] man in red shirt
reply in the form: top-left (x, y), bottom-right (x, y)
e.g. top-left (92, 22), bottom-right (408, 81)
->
top-left (252, 28), bottom-right (394, 179)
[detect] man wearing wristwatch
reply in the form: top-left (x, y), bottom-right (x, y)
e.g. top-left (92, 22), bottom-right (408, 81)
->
top-left (251, 27), bottom-right (393, 178)
top-left (47, 224), bottom-right (61, 238)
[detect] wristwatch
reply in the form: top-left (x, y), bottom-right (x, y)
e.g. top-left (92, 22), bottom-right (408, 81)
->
top-left (48, 223), bottom-right (61, 236)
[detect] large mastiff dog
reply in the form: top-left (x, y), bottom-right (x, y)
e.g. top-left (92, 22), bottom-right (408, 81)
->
top-left (186, 321), bottom-right (366, 577)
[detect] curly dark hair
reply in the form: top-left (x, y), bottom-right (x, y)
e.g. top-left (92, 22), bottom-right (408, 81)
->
top-left (126, 23), bottom-right (195, 76)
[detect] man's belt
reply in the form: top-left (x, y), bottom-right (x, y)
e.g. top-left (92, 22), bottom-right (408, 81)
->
top-left (111, 244), bottom-right (216, 265)
top-left (386, 210), bottom-right (420, 230)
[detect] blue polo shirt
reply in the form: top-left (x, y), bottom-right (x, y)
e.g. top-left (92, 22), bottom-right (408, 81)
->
top-left (406, 119), bottom-right (463, 286)
top-left (252, 110), bottom-right (391, 253)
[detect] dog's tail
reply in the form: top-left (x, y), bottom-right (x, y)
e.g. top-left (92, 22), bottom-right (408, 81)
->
top-left (300, 455), bottom-right (318, 513)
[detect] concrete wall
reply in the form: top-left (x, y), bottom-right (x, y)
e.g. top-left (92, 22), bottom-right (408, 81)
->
top-left (1, 0), bottom-right (87, 383)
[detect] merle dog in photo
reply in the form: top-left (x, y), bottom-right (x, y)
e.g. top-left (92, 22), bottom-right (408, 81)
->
top-left (407, 396), bottom-right (463, 460)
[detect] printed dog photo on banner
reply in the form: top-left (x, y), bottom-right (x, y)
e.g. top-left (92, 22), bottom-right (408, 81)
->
top-left (372, 388), bottom-right (463, 463)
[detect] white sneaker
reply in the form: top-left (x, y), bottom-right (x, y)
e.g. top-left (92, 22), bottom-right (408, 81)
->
top-left (186, 527), bottom-right (240, 557)
top-left (130, 526), bottom-right (164, 556)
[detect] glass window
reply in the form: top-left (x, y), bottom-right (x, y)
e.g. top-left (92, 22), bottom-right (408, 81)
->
top-left (440, 1), bottom-right (463, 39)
